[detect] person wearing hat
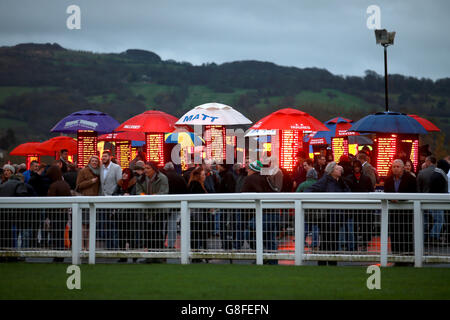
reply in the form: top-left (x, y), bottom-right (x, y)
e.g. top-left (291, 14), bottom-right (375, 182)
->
top-left (1, 164), bottom-right (15, 184)
top-left (241, 160), bottom-right (279, 264)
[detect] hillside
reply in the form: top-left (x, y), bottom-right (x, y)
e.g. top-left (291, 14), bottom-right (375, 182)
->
top-left (0, 42), bottom-right (449, 157)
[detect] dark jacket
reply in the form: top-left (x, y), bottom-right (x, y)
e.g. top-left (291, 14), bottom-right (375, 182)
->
top-left (188, 180), bottom-right (207, 194)
top-left (384, 172), bottom-right (417, 193)
top-left (48, 180), bottom-right (72, 197)
top-left (429, 169), bottom-right (448, 193)
top-left (314, 164), bottom-right (326, 180)
top-left (204, 170), bottom-right (219, 193)
top-left (241, 172), bottom-right (274, 193)
top-left (164, 169), bottom-right (188, 194)
top-left (305, 174), bottom-right (351, 192)
top-left (339, 161), bottom-right (353, 177)
top-left (417, 165), bottom-right (436, 193)
top-left (0, 176), bottom-right (36, 197)
top-left (217, 169), bottom-right (236, 193)
top-left (292, 164), bottom-right (306, 189)
top-left (235, 169), bottom-right (248, 193)
top-left (345, 173), bottom-right (374, 192)
top-left (63, 171), bottom-right (78, 190)
top-left (113, 177), bottom-right (137, 195)
top-left (29, 170), bottom-right (51, 197)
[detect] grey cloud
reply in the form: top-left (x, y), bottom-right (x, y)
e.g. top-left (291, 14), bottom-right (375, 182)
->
top-left (0, 0), bottom-right (449, 79)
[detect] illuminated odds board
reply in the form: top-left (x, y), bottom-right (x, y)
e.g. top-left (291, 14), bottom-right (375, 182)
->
top-left (280, 130), bottom-right (301, 172)
top-left (146, 133), bottom-right (165, 167)
top-left (115, 141), bottom-right (131, 169)
top-left (205, 125), bottom-right (226, 164)
top-left (332, 137), bottom-right (349, 162)
top-left (77, 130), bottom-right (98, 168)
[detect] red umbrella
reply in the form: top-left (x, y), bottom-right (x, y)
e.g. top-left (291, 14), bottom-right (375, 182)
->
top-left (37, 136), bottom-right (77, 155)
top-left (115, 110), bottom-right (191, 133)
top-left (10, 142), bottom-right (44, 156)
top-left (98, 131), bottom-right (145, 141)
top-left (407, 114), bottom-right (440, 132)
top-left (250, 108), bottom-right (329, 131)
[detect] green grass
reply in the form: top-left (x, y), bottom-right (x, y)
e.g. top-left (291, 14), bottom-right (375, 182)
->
top-left (129, 82), bottom-right (175, 106)
top-left (295, 89), bottom-right (376, 112)
top-left (0, 263), bottom-right (449, 300)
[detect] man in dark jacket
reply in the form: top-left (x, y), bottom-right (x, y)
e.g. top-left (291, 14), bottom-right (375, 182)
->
top-left (426, 159), bottom-right (449, 244)
top-left (216, 164), bottom-right (236, 251)
top-left (384, 159), bottom-right (417, 258)
top-left (314, 155), bottom-right (327, 180)
top-left (241, 160), bottom-right (278, 264)
top-left (163, 162), bottom-right (188, 249)
top-left (417, 156), bottom-right (437, 193)
top-left (306, 162), bottom-right (350, 263)
top-left (292, 151), bottom-right (307, 191)
top-left (345, 160), bottom-right (374, 251)
top-left (345, 160), bottom-right (374, 192)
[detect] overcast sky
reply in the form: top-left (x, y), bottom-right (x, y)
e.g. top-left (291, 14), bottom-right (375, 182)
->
top-left (0, 0), bottom-right (449, 80)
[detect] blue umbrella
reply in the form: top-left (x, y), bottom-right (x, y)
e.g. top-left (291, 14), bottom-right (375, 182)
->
top-left (50, 110), bottom-right (120, 134)
top-left (350, 111), bottom-right (428, 135)
top-left (304, 117), bottom-right (358, 144)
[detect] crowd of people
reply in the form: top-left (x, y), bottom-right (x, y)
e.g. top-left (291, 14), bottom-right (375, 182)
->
top-left (1, 147), bottom-right (449, 264)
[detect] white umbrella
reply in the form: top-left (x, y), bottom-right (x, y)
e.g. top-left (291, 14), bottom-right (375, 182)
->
top-left (176, 102), bottom-right (252, 126)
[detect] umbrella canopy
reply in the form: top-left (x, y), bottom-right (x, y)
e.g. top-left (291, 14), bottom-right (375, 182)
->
top-left (50, 110), bottom-right (120, 134)
top-left (348, 135), bottom-right (373, 145)
top-left (9, 142), bottom-right (44, 156)
top-left (164, 132), bottom-right (205, 146)
top-left (98, 131), bottom-right (145, 142)
top-left (250, 108), bottom-right (329, 131)
top-left (408, 114), bottom-right (440, 132)
top-left (306, 117), bottom-right (358, 145)
top-left (244, 129), bottom-right (277, 137)
top-left (350, 111), bottom-right (428, 135)
top-left (176, 102), bottom-right (252, 126)
top-left (37, 136), bottom-right (77, 155)
top-left (115, 110), bottom-right (189, 133)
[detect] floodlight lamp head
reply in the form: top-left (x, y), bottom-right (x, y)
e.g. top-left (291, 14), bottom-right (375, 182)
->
top-left (375, 29), bottom-right (395, 46)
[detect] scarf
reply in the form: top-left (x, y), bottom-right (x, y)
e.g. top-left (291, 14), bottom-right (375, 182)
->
top-left (88, 164), bottom-right (100, 177)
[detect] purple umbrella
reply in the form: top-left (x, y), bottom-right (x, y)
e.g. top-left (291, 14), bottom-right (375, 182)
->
top-left (50, 110), bottom-right (120, 134)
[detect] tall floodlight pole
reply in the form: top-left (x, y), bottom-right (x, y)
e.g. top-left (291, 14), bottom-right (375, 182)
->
top-left (375, 29), bottom-right (396, 112)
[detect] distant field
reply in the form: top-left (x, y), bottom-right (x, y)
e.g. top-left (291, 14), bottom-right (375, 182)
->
top-left (0, 263), bottom-right (449, 300)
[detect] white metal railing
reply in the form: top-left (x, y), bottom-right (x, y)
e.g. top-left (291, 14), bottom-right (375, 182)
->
top-left (0, 193), bottom-right (449, 267)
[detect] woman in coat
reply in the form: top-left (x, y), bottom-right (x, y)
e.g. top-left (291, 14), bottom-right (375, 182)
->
top-left (188, 167), bottom-right (210, 256)
top-left (75, 155), bottom-right (100, 250)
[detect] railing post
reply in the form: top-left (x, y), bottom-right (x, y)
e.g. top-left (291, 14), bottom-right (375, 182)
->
top-left (88, 203), bottom-right (96, 265)
top-left (295, 200), bottom-right (304, 266)
top-left (255, 200), bottom-right (263, 265)
top-left (380, 200), bottom-right (389, 267)
top-left (180, 201), bottom-right (190, 264)
top-left (71, 202), bottom-right (81, 265)
top-left (414, 201), bottom-right (423, 268)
